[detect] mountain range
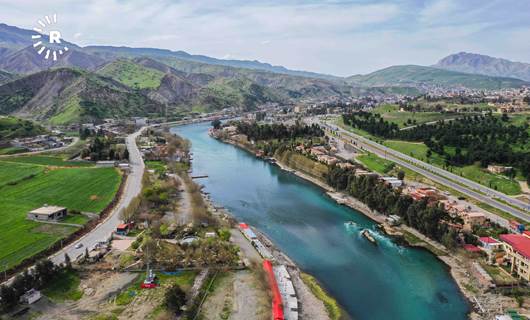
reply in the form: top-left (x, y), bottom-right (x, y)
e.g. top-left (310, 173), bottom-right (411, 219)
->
top-left (433, 52), bottom-right (530, 82)
top-left (0, 22), bottom-right (529, 124)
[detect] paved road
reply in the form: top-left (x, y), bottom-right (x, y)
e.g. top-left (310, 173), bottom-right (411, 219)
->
top-left (50, 128), bottom-right (146, 264)
top-left (316, 120), bottom-right (530, 222)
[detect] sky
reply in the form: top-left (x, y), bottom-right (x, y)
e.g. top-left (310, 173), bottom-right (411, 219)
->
top-left (1, 0), bottom-right (529, 76)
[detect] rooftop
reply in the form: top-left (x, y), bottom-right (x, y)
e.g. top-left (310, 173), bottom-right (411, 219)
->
top-left (29, 206), bottom-right (66, 216)
top-left (500, 234), bottom-right (530, 259)
top-left (479, 236), bottom-right (499, 244)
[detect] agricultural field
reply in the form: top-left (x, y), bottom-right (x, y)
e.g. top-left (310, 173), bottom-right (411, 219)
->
top-left (0, 155), bottom-right (93, 167)
top-left (0, 160), bottom-right (121, 271)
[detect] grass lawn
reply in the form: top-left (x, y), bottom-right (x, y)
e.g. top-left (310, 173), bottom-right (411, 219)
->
top-left (383, 140), bottom-right (522, 195)
top-left (356, 153), bottom-right (395, 174)
top-left (372, 105), bottom-right (460, 128)
top-left (146, 160), bottom-right (166, 172)
top-left (0, 162), bottom-right (44, 187)
top-left (114, 271), bottom-right (197, 306)
top-left (0, 146), bottom-right (27, 155)
top-left (0, 161), bottom-right (121, 271)
top-left (43, 268), bottom-right (83, 301)
top-left (0, 155), bottom-right (93, 167)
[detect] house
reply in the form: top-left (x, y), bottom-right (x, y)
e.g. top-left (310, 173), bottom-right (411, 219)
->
top-left (336, 162), bottom-right (355, 170)
top-left (381, 177), bottom-right (403, 188)
top-left (19, 289), bottom-right (42, 304)
top-left (440, 200), bottom-right (471, 217)
top-left (27, 205), bottom-right (67, 221)
top-left (462, 211), bottom-right (486, 231)
top-left (463, 244), bottom-right (481, 253)
top-left (133, 117), bottom-right (147, 127)
top-left (500, 234), bottom-right (530, 281)
top-left (487, 165), bottom-right (513, 174)
top-left (316, 154), bottom-right (339, 165)
top-left (479, 237), bottom-right (502, 251)
top-left (309, 146), bottom-right (327, 157)
top-left (410, 188), bottom-right (445, 202)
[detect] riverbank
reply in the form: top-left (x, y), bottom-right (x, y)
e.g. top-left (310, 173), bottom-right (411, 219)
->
top-left (215, 134), bottom-right (482, 319)
top-left (199, 183), bottom-right (336, 319)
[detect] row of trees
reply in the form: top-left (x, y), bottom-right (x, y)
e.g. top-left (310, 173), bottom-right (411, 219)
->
top-left (236, 121), bottom-right (324, 142)
top-left (326, 166), bottom-right (460, 248)
top-left (0, 259), bottom-right (64, 313)
top-left (342, 113), bottom-right (530, 183)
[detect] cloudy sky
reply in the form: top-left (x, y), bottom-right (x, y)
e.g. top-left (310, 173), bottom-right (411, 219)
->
top-left (1, 0), bottom-right (529, 76)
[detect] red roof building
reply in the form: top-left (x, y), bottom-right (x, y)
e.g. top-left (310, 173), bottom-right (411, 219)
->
top-left (463, 244), bottom-right (481, 253)
top-left (500, 233), bottom-right (530, 281)
top-left (479, 237), bottom-right (499, 244)
top-left (500, 234), bottom-right (530, 259)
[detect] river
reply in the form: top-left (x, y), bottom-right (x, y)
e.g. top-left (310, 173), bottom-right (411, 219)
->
top-left (173, 122), bottom-right (469, 320)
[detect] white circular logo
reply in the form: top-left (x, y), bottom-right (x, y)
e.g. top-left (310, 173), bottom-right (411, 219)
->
top-left (31, 14), bottom-right (69, 61)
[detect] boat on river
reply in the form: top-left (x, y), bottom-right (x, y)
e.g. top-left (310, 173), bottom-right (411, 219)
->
top-left (361, 229), bottom-right (377, 245)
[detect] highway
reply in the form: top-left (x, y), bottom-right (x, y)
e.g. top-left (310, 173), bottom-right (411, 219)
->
top-left (316, 119), bottom-right (530, 222)
top-left (50, 128), bottom-right (146, 265)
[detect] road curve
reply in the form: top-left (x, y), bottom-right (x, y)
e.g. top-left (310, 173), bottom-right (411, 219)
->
top-left (320, 121), bottom-right (530, 222)
top-left (50, 128), bottom-right (146, 264)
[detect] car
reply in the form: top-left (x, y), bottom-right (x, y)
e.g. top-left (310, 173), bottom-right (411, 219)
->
top-left (74, 243), bottom-right (83, 249)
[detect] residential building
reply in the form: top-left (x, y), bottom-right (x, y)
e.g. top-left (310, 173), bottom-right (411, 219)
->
top-left (462, 211), bottom-right (486, 231)
top-left (27, 205), bottom-right (67, 221)
top-left (500, 234), bottom-right (530, 281)
top-left (479, 237), bottom-right (502, 251)
top-left (19, 289), bottom-right (41, 304)
top-left (487, 165), bottom-right (513, 174)
top-left (381, 177), bottom-right (403, 188)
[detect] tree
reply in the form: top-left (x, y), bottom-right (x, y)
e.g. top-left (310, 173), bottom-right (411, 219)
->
top-left (0, 285), bottom-right (17, 312)
top-left (211, 119), bottom-right (221, 130)
top-left (397, 170), bottom-right (405, 181)
top-left (165, 284), bottom-right (186, 313)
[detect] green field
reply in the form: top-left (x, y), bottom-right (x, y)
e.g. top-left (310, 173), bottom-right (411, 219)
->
top-left (383, 140), bottom-right (522, 195)
top-left (373, 104), bottom-right (460, 128)
top-left (356, 153), bottom-right (395, 174)
top-left (0, 146), bottom-right (27, 155)
top-left (43, 269), bottom-right (83, 301)
top-left (0, 161), bottom-right (121, 271)
top-left (0, 155), bottom-right (93, 167)
top-left (97, 59), bottom-right (165, 89)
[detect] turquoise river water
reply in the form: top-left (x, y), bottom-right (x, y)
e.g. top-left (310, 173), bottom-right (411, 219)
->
top-left (173, 122), bottom-right (469, 320)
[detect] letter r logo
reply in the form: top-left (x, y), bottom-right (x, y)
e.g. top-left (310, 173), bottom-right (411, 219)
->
top-left (49, 31), bottom-right (62, 44)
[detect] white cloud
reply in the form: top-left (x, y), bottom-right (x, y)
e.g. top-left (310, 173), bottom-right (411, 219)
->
top-left (0, 0), bottom-right (529, 76)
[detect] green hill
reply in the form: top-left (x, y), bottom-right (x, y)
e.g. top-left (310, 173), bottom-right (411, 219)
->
top-left (193, 77), bottom-right (281, 112)
top-left (0, 116), bottom-right (46, 139)
top-left (96, 59), bottom-right (165, 89)
top-left (347, 65), bottom-right (528, 90)
top-left (0, 68), bottom-right (164, 124)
